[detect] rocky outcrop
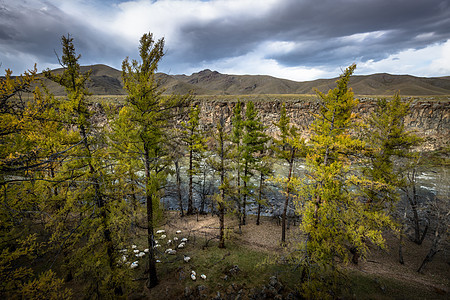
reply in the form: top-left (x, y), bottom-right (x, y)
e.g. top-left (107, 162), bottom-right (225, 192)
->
top-left (194, 97), bottom-right (449, 151)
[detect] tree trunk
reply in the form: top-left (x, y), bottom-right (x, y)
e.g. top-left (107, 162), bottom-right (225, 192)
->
top-left (350, 247), bottom-right (360, 265)
top-left (256, 172), bottom-right (263, 226)
top-left (237, 167), bottom-right (242, 234)
top-left (417, 226), bottom-right (441, 273)
top-left (218, 130), bottom-right (225, 248)
top-left (282, 152), bottom-right (294, 244)
top-left (242, 162), bottom-right (248, 226)
top-left (200, 168), bottom-right (207, 214)
top-left (187, 146), bottom-right (194, 215)
top-left (144, 148), bottom-right (158, 288)
top-left (256, 203), bottom-right (261, 225)
top-left (219, 203), bottom-right (225, 248)
top-left (80, 124), bottom-right (117, 291)
top-left (174, 160), bottom-right (184, 217)
top-left (408, 169), bottom-right (424, 245)
top-left (399, 228), bottom-right (404, 265)
top-left (411, 200), bottom-right (421, 244)
top-left (420, 222), bottom-right (429, 244)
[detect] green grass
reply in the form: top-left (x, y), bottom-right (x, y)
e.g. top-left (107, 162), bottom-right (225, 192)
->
top-left (138, 234), bottom-right (302, 299)
top-left (155, 238), bottom-right (274, 287)
top-left (138, 232), bottom-right (449, 299)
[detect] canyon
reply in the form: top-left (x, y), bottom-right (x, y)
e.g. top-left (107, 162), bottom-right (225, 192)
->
top-left (190, 95), bottom-right (449, 151)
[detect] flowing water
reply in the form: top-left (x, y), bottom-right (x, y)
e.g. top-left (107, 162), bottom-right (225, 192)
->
top-left (161, 158), bottom-right (449, 216)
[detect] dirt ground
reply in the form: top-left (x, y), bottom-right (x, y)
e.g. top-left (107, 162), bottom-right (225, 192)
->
top-left (157, 211), bottom-right (449, 298)
top-left (352, 232), bottom-right (450, 296)
top-left (162, 212), bottom-right (289, 252)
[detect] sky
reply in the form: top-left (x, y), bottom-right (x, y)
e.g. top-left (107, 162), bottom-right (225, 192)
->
top-left (1, 0), bottom-right (450, 81)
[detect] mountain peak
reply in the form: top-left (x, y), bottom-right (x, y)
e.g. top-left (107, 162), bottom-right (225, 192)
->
top-left (193, 69), bottom-right (220, 75)
top-left (38, 64), bottom-right (450, 96)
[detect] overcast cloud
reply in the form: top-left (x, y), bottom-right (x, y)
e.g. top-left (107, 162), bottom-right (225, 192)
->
top-left (1, 0), bottom-right (449, 81)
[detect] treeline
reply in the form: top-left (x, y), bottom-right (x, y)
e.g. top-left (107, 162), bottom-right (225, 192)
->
top-left (1, 33), bottom-right (447, 299)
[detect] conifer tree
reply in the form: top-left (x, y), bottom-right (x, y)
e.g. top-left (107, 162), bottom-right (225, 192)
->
top-left (273, 102), bottom-right (304, 243)
top-left (1, 67), bottom-right (37, 179)
top-left (293, 65), bottom-right (394, 298)
top-left (43, 35), bottom-right (127, 296)
top-left (231, 100), bottom-right (244, 232)
top-left (182, 104), bottom-right (207, 215)
top-left (0, 67), bottom-right (71, 298)
top-left (364, 93), bottom-right (422, 247)
top-left (119, 32), bottom-right (189, 288)
top-left (364, 93), bottom-right (421, 208)
top-left (255, 156), bottom-right (273, 226)
top-left (171, 138), bottom-right (186, 216)
top-left (208, 116), bottom-right (232, 248)
top-left (241, 101), bottom-right (268, 225)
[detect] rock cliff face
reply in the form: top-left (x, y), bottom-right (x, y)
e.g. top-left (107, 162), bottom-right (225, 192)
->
top-left (194, 97), bottom-right (449, 151)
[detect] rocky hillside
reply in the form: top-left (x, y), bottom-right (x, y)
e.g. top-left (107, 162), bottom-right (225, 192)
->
top-left (37, 64), bottom-right (450, 96)
top-left (194, 97), bottom-right (449, 151)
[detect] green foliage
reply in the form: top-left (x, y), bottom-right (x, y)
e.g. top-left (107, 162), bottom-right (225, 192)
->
top-left (363, 92), bottom-right (422, 210)
top-left (0, 233), bottom-right (37, 296)
top-left (20, 270), bottom-right (72, 300)
top-left (230, 100), bottom-right (244, 180)
top-left (0, 32), bottom-right (439, 298)
top-left (242, 101), bottom-right (268, 169)
top-left (39, 34), bottom-right (133, 297)
top-left (292, 64), bottom-right (394, 298)
top-left (0, 66), bottom-right (47, 180)
top-left (208, 116), bottom-right (235, 247)
top-left (182, 104), bottom-right (207, 163)
top-left (273, 102), bottom-right (305, 242)
top-left (241, 101), bottom-right (269, 224)
top-left (231, 100), bottom-right (244, 148)
top-left (230, 100), bottom-right (245, 227)
top-left (273, 102), bottom-right (302, 160)
top-left (0, 66), bottom-right (72, 297)
top-left (182, 104), bottom-right (208, 214)
top-left (119, 32), bottom-right (189, 288)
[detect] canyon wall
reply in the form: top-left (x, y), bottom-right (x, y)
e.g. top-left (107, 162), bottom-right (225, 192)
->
top-left (194, 97), bottom-right (449, 151)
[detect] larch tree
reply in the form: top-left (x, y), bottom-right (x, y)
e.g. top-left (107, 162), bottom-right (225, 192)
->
top-left (230, 100), bottom-right (244, 232)
top-left (292, 64), bottom-right (394, 299)
top-left (119, 32), bottom-right (189, 288)
top-left (43, 35), bottom-right (128, 297)
top-left (1, 67), bottom-right (37, 182)
top-left (182, 104), bottom-right (207, 215)
top-left (364, 93), bottom-right (421, 211)
top-left (0, 67), bottom-right (71, 298)
top-left (241, 101), bottom-right (268, 225)
top-left (170, 131), bottom-right (186, 216)
top-left (208, 116), bottom-right (233, 248)
top-left (363, 92), bottom-right (422, 264)
top-left (255, 156), bottom-right (273, 226)
top-left (273, 102), bottom-right (304, 243)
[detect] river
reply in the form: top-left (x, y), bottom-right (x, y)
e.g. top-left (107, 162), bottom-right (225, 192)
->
top-left (161, 158), bottom-right (449, 217)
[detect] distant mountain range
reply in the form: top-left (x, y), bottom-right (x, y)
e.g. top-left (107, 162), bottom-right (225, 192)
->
top-left (37, 64), bottom-right (450, 96)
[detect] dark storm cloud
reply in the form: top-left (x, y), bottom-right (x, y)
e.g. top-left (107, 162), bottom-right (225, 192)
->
top-left (173, 0), bottom-right (450, 68)
top-left (0, 0), bottom-right (128, 73)
top-left (1, 0), bottom-right (449, 78)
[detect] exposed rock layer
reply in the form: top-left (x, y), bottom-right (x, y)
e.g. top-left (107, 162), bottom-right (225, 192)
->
top-left (193, 97), bottom-right (449, 151)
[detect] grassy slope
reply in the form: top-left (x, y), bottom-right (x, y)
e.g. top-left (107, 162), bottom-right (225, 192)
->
top-left (31, 64), bottom-right (450, 96)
